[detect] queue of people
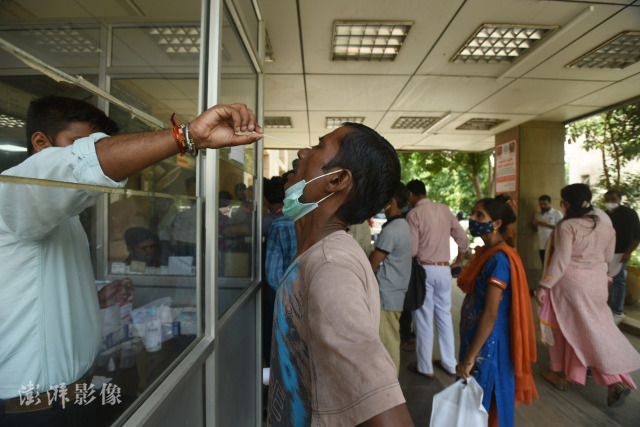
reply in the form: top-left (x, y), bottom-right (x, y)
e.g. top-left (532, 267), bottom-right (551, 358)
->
top-left (264, 168), bottom-right (639, 427)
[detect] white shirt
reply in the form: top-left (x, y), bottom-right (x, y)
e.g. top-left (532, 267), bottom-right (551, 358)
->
top-left (0, 134), bottom-right (126, 399)
top-left (535, 207), bottom-right (563, 249)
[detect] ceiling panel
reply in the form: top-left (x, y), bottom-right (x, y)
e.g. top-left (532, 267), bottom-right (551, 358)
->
top-left (441, 112), bottom-right (536, 135)
top-left (262, 0), bottom-right (303, 74)
top-left (568, 72), bottom-right (640, 107)
top-left (264, 74), bottom-right (307, 110)
top-left (522, 5), bottom-right (640, 80)
top-left (414, 0), bottom-right (586, 76)
top-left (307, 111), bottom-right (385, 133)
top-left (407, 133), bottom-right (494, 152)
top-left (297, 0), bottom-right (465, 75)
top-left (305, 74), bottom-right (410, 111)
top-left (470, 78), bottom-right (611, 114)
top-left (262, 111), bottom-right (309, 133)
top-left (391, 75), bottom-right (514, 112)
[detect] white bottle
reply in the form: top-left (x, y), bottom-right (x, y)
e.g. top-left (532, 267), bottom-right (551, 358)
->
top-left (144, 306), bottom-right (162, 352)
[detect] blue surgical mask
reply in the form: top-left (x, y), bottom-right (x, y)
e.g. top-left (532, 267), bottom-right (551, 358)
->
top-left (282, 169), bottom-right (343, 222)
top-left (469, 219), bottom-right (494, 237)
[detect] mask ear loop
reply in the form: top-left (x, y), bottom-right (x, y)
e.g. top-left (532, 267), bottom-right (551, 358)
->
top-left (316, 192), bottom-right (334, 204)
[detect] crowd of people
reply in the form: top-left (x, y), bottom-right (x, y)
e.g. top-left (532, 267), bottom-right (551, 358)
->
top-left (262, 140), bottom-right (640, 427)
top-left (2, 94), bottom-right (639, 427)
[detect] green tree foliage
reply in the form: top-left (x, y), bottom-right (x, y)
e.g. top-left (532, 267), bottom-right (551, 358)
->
top-left (567, 102), bottom-right (640, 208)
top-left (398, 151), bottom-right (492, 215)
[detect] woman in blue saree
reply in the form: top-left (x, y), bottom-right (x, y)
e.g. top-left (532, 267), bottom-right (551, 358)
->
top-left (456, 196), bottom-right (538, 427)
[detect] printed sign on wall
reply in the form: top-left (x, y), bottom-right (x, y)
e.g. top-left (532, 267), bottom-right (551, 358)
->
top-left (495, 139), bottom-right (517, 193)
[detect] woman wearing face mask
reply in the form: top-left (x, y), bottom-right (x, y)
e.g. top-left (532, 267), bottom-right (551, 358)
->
top-left (535, 183), bottom-right (640, 407)
top-left (456, 196), bottom-right (538, 427)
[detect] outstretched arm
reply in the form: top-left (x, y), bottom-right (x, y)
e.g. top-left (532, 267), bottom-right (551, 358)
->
top-left (95, 104), bottom-right (263, 182)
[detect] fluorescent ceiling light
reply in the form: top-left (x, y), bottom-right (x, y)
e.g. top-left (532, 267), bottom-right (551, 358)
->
top-left (325, 117), bottom-right (365, 129)
top-left (566, 31), bottom-right (640, 69)
top-left (456, 118), bottom-right (508, 131)
top-left (264, 116), bottom-right (292, 128)
top-left (150, 26), bottom-right (200, 55)
top-left (24, 28), bottom-right (100, 55)
top-left (392, 116), bottom-right (439, 131)
top-left (0, 144), bottom-right (27, 152)
top-left (451, 24), bottom-right (556, 64)
top-left (0, 113), bottom-right (26, 128)
top-left (332, 21), bottom-right (412, 61)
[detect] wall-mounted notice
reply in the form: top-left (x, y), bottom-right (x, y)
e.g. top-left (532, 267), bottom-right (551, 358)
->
top-left (495, 139), bottom-right (517, 193)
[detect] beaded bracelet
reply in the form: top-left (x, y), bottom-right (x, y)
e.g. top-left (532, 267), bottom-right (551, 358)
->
top-left (170, 113), bottom-right (186, 156)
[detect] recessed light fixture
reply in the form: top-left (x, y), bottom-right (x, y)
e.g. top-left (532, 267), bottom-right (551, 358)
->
top-left (27, 28), bottom-right (101, 54)
top-left (392, 116), bottom-right (439, 131)
top-left (0, 113), bottom-right (25, 128)
top-left (150, 26), bottom-right (201, 54)
top-left (264, 117), bottom-right (292, 128)
top-left (331, 21), bottom-right (412, 61)
top-left (566, 31), bottom-right (640, 69)
top-left (325, 117), bottom-right (365, 129)
top-left (451, 24), bottom-right (556, 64)
top-left (456, 118), bottom-right (508, 131)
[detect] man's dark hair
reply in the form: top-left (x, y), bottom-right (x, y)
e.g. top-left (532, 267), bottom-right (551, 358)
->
top-left (478, 196), bottom-right (517, 234)
top-left (406, 180), bottom-right (427, 197)
top-left (393, 183), bottom-right (410, 209)
top-left (539, 195), bottom-right (551, 202)
top-left (124, 227), bottom-right (156, 249)
top-left (26, 96), bottom-right (119, 155)
top-left (234, 182), bottom-right (247, 193)
top-left (605, 189), bottom-right (622, 199)
top-left (322, 123), bottom-right (400, 225)
top-left (264, 176), bottom-right (285, 205)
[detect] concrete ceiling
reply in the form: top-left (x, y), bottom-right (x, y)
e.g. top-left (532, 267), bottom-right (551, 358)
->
top-left (261, 0), bottom-right (640, 151)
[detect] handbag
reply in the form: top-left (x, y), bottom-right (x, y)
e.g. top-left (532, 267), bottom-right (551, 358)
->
top-left (403, 256), bottom-right (427, 311)
top-left (430, 377), bottom-right (488, 427)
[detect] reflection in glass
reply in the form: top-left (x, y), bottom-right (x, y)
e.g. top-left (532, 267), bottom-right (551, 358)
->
top-left (216, 7), bottom-right (259, 315)
top-left (0, 1), bottom-right (204, 422)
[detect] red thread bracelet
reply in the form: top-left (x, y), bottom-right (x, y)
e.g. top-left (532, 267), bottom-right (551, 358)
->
top-left (170, 113), bottom-right (186, 156)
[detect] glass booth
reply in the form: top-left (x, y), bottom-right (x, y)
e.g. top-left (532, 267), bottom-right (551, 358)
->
top-left (0, 0), bottom-right (264, 425)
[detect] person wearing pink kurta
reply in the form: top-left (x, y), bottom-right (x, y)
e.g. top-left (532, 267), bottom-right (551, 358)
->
top-left (536, 183), bottom-right (640, 407)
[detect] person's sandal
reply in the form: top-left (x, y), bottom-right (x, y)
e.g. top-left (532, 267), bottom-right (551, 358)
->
top-left (407, 362), bottom-right (434, 379)
top-left (543, 371), bottom-right (568, 391)
top-left (608, 382), bottom-right (631, 407)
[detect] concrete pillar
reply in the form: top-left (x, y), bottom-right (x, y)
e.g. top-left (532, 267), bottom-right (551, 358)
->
top-left (495, 121), bottom-right (565, 289)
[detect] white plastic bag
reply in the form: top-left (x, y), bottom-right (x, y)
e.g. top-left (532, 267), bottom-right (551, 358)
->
top-left (430, 377), bottom-right (488, 427)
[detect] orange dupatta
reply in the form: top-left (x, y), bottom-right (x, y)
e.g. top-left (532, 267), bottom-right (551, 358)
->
top-left (457, 243), bottom-right (539, 406)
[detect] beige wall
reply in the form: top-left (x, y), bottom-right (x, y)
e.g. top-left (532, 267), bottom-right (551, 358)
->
top-left (495, 121), bottom-right (565, 289)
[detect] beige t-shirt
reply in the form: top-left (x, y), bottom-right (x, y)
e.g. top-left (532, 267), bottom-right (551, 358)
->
top-left (268, 231), bottom-right (405, 427)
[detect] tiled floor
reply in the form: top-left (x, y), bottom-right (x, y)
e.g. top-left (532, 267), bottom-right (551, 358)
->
top-left (399, 284), bottom-right (640, 426)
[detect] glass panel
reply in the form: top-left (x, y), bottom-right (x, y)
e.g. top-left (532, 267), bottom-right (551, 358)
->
top-left (111, 27), bottom-right (200, 70)
top-left (0, 177), bottom-right (197, 426)
top-left (217, 7), bottom-right (259, 315)
top-left (0, 1), bottom-right (203, 423)
top-left (0, 26), bottom-right (101, 70)
top-left (0, 76), bottom-right (101, 173)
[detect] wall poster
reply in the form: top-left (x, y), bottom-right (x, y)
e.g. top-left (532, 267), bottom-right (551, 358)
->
top-left (495, 139), bottom-right (517, 193)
